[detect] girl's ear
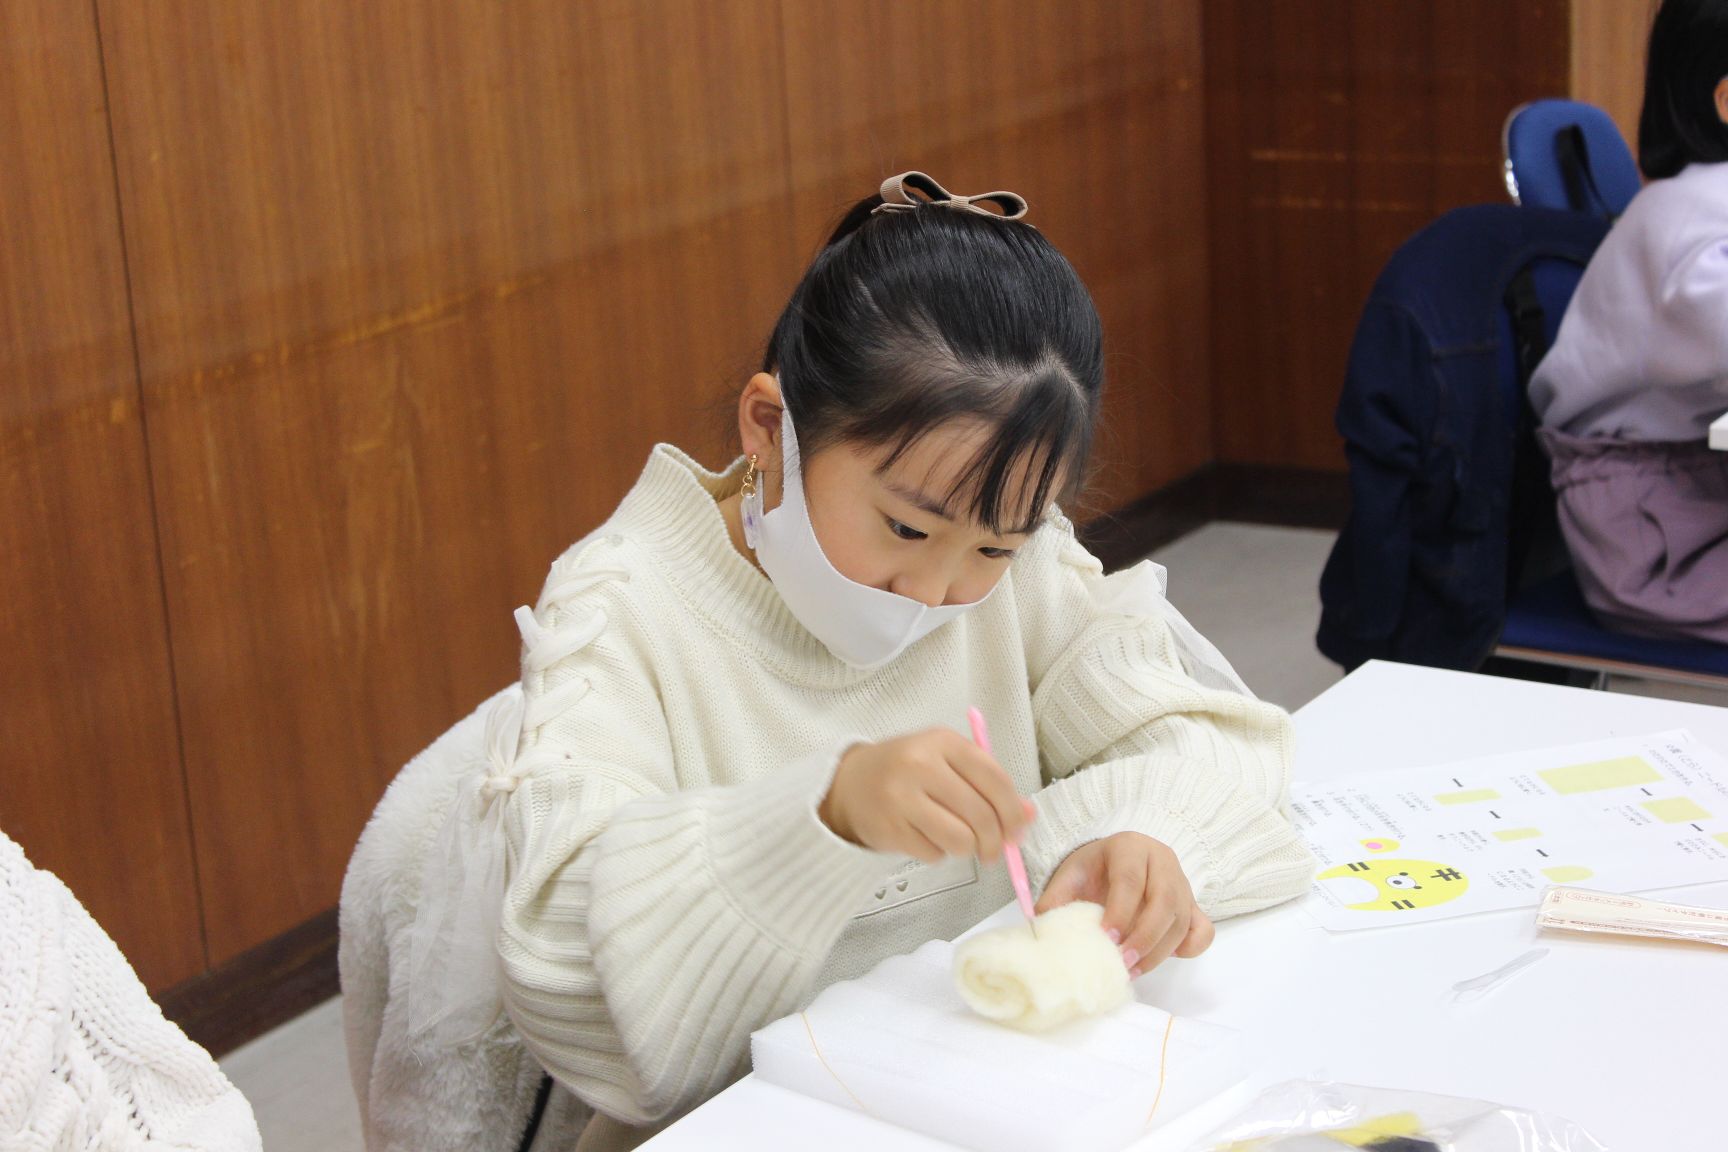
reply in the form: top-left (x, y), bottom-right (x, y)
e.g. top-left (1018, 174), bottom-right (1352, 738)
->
top-left (737, 372), bottom-right (784, 469)
top-left (1716, 76), bottom-right (1728, 126)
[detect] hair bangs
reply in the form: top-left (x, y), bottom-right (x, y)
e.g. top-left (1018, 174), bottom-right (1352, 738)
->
top-left (865, 356), bottom-right (1093, 535)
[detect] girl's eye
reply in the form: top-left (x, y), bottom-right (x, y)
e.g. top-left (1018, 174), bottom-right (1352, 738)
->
top-left (886, 518), bottom-right (927, 542)
top-left (979, 546), bottom-right (1017, 561)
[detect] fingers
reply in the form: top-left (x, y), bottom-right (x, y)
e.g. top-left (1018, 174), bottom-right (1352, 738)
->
top-left (1022, 832), bottom-right (1215, 975)
top-left (1103, 837), bottom-right (1198, 977)
top-left (1034, 844), bottom-right (1099, 914)
top-left (1116, 868), bottom-right (1175, 974)
top-left (897, 817), bottom-right (947, 864)
top-left (907, 797), bottom-right (981, 861)
top-left (1033, 869), bottom-right (1072, 915)
top-left (1100, 851), bottom-right (1148, 947)
top-left (1174, 905), bottom-right (1215, 959)
top-left (944, 733), bottom-right (1031, 844)
top-left (1132, 904), bottom-right (1190, 977)
top-left (924, 769), bottom-right (1004, 862)
top-left (913, 728), bottom-right (1030, 864)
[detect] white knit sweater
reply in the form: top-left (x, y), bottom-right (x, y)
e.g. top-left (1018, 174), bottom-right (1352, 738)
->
top-left (492, 444), bottom-right (1314, 1145)
top-left (0, 831), bottom-right (260, 1152)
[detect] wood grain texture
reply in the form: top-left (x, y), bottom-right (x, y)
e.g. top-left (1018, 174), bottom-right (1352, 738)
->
top-left (1571, 0), bottom-right (1660, 153)
top-left (1206, 0), bottom-right (1571, 472)
top-left (779, 1), bottom-right (1212, 512)
top-left (96, 0), bottom-right (800, 962)
top-left (0, 1), bottom-right (205, 989)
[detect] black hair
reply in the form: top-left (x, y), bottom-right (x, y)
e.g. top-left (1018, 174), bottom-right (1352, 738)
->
top-left (761, 189), bottom-right (1104, 536)
top-left (1638, 0), bottom-right (1728, 179)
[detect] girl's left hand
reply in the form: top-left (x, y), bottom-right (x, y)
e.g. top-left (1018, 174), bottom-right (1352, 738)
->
top-left (1035, 832), bottom-right (1214, 977)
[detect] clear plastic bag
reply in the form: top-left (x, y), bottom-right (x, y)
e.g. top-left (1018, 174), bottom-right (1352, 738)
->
top-left (1198, 1080), bottom-right (1608, 1151)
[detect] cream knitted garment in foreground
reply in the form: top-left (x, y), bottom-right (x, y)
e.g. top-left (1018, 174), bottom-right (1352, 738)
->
top-left (494, 444), bottom-right (1316, 1146)
top-left (0, 831), bottom-right (260, 1152)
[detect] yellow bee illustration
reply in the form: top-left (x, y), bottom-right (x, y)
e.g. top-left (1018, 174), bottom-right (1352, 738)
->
top-left (1316, 858), bottom-right (1468, 911)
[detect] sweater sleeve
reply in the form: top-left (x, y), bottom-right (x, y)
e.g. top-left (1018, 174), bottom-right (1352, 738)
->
top-left (495, 562), bottom-right (894, 1124)
top-left (1013, 524), bottom-right (1316, 919)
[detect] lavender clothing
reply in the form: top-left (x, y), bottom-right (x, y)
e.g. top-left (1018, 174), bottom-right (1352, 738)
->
top-left (1539, 429), bottom-right (1728, 644)
top-left (1531, 162), bottom-right (1728, 441)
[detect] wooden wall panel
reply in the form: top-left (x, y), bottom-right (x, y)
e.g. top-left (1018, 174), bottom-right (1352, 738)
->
top-left (1206, 0), bottom-right (1570, 472)
top-left (1571, 0), bottom-right (1660, 152)
top-left (780, 2), bottom-right (1212, 512)
top-left (0, 2), bottom-right (204, 989)
top-left (96, 0), bottom-right (801, 962)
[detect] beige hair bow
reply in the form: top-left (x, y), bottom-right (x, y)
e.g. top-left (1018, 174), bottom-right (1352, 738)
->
top-left (871, 171), bottom-right (1030, 222)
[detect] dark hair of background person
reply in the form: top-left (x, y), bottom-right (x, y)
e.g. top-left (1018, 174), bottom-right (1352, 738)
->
top-left (1638, 0), bottom-right (1728, 179)
top-left (761, 191), bottom-right (1106, 535)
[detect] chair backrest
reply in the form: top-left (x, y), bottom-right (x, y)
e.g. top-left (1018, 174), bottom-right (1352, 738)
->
top-left (1502, 99), bottom-right (1642, 220)
top-left (1498, 253), bottom-right (1590, 591)
top-left (1317, 204), bottom-right (1609, 673)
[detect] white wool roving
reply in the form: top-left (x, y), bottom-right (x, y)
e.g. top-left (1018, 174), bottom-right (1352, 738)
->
top-left (953, 901), bottom-right (1129, 1032)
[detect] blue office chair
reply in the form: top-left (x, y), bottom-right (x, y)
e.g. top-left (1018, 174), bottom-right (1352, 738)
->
top-left (1496, 575), bottom-right (1728, 689)
top-left (1317, 205), bottom-right (1608, 675)
top-left (1502, 99), bottom-right (1642, 220)
top-left (1493, 198), bottom-right (1728, 690)
top-left (1319, 200), bottom-right (1728, 690)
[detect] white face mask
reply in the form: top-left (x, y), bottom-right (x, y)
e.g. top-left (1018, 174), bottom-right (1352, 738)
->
top-left (742, 408), bottom-right (995, 670)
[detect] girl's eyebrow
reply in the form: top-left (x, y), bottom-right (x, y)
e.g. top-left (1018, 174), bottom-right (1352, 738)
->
top-left (883, 479), bottom-right (955, 521)
top-left (884, 478), bottom-right (1038, 539)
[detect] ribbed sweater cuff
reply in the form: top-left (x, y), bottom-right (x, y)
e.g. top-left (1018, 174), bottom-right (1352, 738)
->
top-left (702, 740), bottom-right (899, 955)
top-left (1023, 756), bottom-right (1316, 918)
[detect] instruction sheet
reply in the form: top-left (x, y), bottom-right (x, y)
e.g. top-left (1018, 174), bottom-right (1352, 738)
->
top-left (1294, 729), bottom-right (1728, 931)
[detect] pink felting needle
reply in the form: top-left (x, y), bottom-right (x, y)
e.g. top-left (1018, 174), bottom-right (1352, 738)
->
top-left (968, 706), bottom-right (1038, 939)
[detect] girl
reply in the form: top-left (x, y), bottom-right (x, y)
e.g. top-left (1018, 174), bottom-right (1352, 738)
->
top-left (1530, 0), bottom-right (1728, 642)
top-left (341, 172), bottom-right (1314, 1152)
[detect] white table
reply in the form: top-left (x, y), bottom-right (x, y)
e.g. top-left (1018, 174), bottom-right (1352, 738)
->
top-left (645, 661), bottom-right (1728, 1150)
top-left (1711, 410), bottom-right (1728, 451)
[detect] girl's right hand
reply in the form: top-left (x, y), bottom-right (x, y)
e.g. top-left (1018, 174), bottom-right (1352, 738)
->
top-left (818, 729), bottom-right (1033, 863)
